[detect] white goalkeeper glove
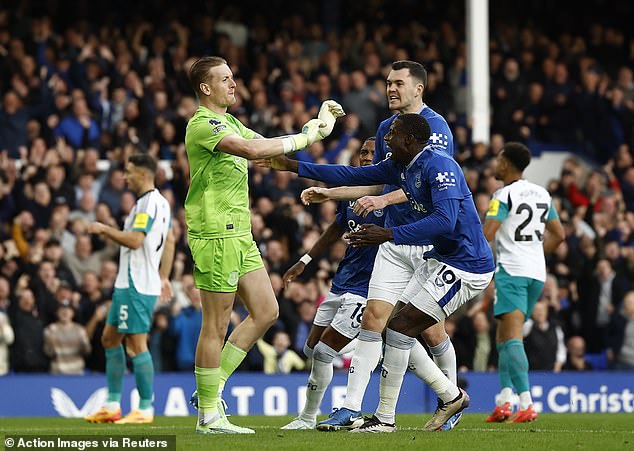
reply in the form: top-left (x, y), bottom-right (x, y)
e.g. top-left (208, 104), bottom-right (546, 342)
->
top-left (317, 100), bottom-right (346, 140)
top-left (282, 119), bottom-right (327, 154)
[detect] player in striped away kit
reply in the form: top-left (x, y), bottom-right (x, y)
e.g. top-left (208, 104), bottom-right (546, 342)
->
top-left (483, 142), bottom-right (565, 423)
top-left (85, 153), bottom-right (175, 424)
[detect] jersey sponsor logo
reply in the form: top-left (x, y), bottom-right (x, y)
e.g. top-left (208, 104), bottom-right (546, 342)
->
top-left (208, 118), bottom-right (221, 126)
top-left (133, 212), bottom-right (149, 229)
top-left (435, 171), bottom-right (456, 191)
top-left (415, 172), bottom-right (422, 188)
top-left (429, 132), bottom-right (449, 148)
top-left (487, 199), bottom-right (500, 217)
top-left (212, 125), bottom-right (227, 134)
top-left (227, 271), bottom-right (239, 286)
top-left (347, 219), bottom-right (361, 233)
top-left (405, 193), bottom-right (427, 213)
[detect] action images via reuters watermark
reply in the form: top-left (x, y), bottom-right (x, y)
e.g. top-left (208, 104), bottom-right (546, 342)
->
top-left (3, 435), bottom-right (175, 451)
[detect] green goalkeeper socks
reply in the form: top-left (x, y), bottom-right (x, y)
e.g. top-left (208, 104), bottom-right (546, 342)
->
top-left (195, 366), bottom-right (220, 413)
top-left (132, 352), bottom-right (154, 410)
top-left (105, 346), bottom-right (125, 403)
top-left (218, 341), bottom-right (247, 395)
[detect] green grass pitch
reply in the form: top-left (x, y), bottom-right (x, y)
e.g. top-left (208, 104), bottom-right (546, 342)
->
top-left (2, 414), bottom-right (633, 451)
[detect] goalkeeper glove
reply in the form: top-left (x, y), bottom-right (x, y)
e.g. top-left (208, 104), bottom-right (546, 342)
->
top-left (282, 119), bottom-right (327, 154)
top-left (317, 100), bottom-right (346, 140)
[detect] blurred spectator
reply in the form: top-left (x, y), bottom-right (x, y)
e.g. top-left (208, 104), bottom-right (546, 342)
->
top-left (62, 233), bottom-right (118, 286)
top-left (467, 311), bottom-right (496, 372)
top-left (43, 300), bottom-right (91, 374)
top-left (169, 277), bottom-right (202, 371)
top-left (607, 291), bottom-right (634, 370)
top-left (149, 307), bottom-right (177, 372)
top-left (523, 301), bottom-right (566, 372)
top-left (54, 97), bottom-right (100, 150)
top-left (562, 336), bottom-right (594, 371)
top-left (0, 306), bottom-right (14, 375)
top-left (256, 331), bottom-right (306, 374)
top-left (98, 168), bottom-right (127, 218)
top-left (10, 288), bottom-right (48, 372)
top-left (76, 271), bottom-right (105, 324)
top-left (84, 300), bottom-right (110, 373)
top-left (292, 300), bottom-right (317, 354)
top-left (578, 258), bottom-right (628, 353)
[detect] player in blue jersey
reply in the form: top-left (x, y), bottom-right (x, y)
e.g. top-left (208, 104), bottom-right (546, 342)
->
top-left (300, 61), bottom-right (462, 431)
top-left (261, 113), bottom-right (495, 431)
top-left (281, 137), bottom-right (384, 430)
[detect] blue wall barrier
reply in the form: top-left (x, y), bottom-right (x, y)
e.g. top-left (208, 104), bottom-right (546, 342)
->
top-left (0, 371), bottom-right (632, 417)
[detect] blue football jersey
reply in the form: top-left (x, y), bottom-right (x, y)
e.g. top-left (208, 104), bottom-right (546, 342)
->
top-left (374, 105), bottom-right (454, 229)
top-left (298, 149), bottom-right (494, 274)
top-left (331, 200), bottom-right (385, 297)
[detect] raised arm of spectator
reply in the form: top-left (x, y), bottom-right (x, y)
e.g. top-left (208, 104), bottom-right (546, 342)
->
top-left (79, 326), bottom-right (91, 356)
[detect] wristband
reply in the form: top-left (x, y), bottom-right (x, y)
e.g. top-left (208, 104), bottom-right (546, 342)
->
top-left (299, 254), bottom-right (312, 265)
top-left (282, 137), bottom-right (295, 154)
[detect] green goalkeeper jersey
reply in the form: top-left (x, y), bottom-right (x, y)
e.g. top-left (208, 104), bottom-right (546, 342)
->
top-left (184, 105), bottom-right (256, 239)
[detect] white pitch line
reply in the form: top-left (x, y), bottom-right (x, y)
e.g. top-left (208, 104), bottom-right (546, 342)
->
top-left (5, 425), bottom-right (633, 435)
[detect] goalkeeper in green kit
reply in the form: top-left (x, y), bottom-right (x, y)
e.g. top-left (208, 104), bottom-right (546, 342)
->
top-left (184, 56), bottom-right (345, 434)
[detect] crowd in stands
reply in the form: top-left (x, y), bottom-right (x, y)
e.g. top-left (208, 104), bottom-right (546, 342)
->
top-left (0, 0), bottom-right (633, 375)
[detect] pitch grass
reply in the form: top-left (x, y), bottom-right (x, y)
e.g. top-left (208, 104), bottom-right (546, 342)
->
top-left (1, 414), bottom-right (633, 451)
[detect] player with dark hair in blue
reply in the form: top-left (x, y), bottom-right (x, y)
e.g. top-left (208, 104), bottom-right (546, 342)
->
top-left (300, 60), bottom-right (462, 432)
top-left (261, 113), bottom-right (494, 431)
top-left (281, 137), bottom-right (384, 430)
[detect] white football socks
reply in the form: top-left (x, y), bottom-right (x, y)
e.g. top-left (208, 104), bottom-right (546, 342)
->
top-left (408, 338), bottom-right (458, 403)
top-left (498, 387), bottom-right (514, 405)
top-left (519, 391), bottom-right (533, 410)
top-left (342, 329), bottom-right (382, 412)
top-left (375, 338), bottom-right (411, 424)
top-left (428, 336), bottom-right (457, 384)
top-left (301, 342), bottom-right (336, 420)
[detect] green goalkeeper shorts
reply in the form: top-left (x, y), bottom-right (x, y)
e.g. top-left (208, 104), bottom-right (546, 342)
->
top-left (189, 234), bottom-right (264, 293)
top-left (493, 264), bottom-right (544, 319)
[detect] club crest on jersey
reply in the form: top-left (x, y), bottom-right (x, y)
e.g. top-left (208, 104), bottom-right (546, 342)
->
top-left (373, 209), bottom-right (383, 217)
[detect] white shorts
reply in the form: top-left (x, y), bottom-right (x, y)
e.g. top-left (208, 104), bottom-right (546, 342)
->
top-left (313, 291), bottom-right (367, 339)
top-left (367, 241), bottom-right (432, 305)
top-left (400, 258), bottom-right (494, 322)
